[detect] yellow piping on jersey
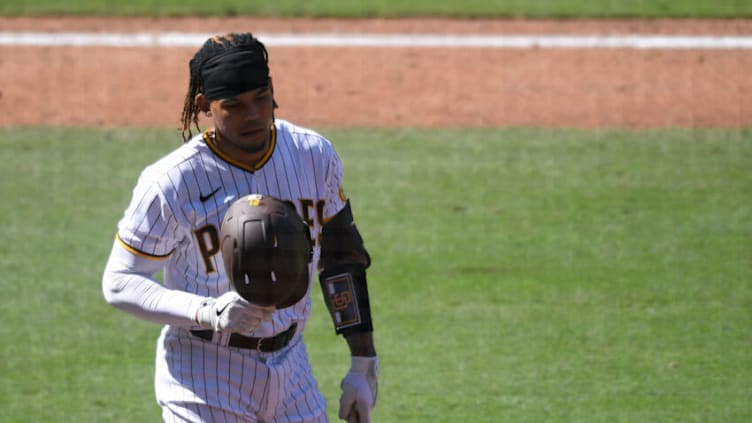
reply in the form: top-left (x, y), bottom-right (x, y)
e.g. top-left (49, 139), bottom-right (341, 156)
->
top-left (203, 125), bottom-right (277, 172)
top-left (116, 233), bottom-right (170, 260)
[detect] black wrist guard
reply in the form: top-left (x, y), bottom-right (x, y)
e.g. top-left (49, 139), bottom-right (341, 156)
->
top-left (319, 263), bottom-right (373, 336)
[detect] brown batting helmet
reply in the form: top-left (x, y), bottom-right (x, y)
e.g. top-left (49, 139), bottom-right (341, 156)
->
top-left (220, 194), bottom-right (312, 308)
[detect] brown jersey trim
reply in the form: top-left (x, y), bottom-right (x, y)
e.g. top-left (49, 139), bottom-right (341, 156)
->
top-left (116, 233), bottom-right (171, 260)
top-left (203, 125), bottom-right (277, 172)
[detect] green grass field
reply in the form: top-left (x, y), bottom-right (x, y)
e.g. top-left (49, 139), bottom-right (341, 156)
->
top-left (2, 1), bottom-right (750, 421)
top-left (0, 126), bottom-right (750, 422)
top-left (2, 0), bottom-right (752, 18)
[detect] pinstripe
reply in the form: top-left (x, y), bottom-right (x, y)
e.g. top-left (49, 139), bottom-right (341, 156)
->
top-left (296, 338), bottom-right (322, 419)
top-left (178, 336), bottom-right (188, 421)
top-left (187, 161), bottom-right (208, 283)
top-left (271, 139), bottom-right (287, 197)
top-left (288, 136), bottom-right (303, 204)
top-left (200, 340), bottom-right (210, 422)
top-left (193, 337), bottom-right (206, 422)
top-left (303, 136), bottom-right (322, 209)
top-left (267, 154), bottom-right (283, 196)
top-left (164, 170), bottom-right (190, 224)
top-left (287, 136), bottom-right (306, 204)
top-left (216, 345), bottom-right (226, 420)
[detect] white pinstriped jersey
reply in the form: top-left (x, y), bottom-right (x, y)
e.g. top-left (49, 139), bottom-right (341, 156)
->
top-left (117, 118), bottom-right (347, 338)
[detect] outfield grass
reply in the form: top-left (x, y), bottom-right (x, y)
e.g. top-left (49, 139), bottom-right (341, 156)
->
top-left (0, 126), bottom-right (750, 422)
top-left (1, 0), bottom-right (751, 18)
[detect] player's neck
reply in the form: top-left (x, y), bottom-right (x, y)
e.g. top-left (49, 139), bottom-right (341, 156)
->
top-left (210, 129), bottom-right (273, 168)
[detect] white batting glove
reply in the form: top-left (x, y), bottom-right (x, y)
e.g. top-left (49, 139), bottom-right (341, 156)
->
top-left (194, 291), bottom-right (274, 333)
top-left (339, 356), bottom-right (379, 423)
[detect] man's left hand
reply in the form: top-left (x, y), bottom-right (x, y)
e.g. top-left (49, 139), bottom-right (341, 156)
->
top-left (339, 356), bottom-right (379, 423)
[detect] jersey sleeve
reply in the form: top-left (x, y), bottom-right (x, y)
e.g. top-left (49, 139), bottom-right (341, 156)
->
top-left (102, 239), bottom-right (205, 327)
top-left (321, 144), bottom-right (348, 222)
top-left (117, 169), bottom-right (181, 258)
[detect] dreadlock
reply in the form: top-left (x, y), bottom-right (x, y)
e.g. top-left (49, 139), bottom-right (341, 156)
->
top-left (179, 33), bottom-right (271, 142)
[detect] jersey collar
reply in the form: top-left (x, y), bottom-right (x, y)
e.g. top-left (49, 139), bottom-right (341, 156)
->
top-left (203, 125), bottom-right (276, 172)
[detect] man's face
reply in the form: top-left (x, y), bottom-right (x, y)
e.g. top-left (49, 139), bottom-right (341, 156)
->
top-left (210, 85), bottom-right (275, 154)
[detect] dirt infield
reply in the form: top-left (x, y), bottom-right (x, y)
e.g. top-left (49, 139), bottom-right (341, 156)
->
top-left (1, 17), bottom-right (751, 128)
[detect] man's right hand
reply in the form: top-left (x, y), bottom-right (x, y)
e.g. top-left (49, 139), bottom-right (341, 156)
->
top-left (195, 291), bottom-right (274, 332)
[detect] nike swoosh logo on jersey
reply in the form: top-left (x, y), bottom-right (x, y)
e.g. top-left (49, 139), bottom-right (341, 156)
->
top-left (200, 187), bottom-right (221, 202)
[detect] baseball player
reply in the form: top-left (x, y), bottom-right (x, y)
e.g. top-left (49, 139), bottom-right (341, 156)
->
top-left (102, 32), bottom-right (379, 422)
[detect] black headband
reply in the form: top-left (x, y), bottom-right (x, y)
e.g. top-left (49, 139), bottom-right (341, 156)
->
top-left (200, 45), bottom-right (270, 100)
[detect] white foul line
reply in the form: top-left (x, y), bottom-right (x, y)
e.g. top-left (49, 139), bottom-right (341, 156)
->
top-left (0, 32), bottom-right (751, 49)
